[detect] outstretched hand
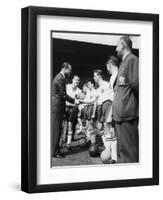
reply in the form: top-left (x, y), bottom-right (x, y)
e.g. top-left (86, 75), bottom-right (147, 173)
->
top-left (79, 99), bottom-right (84, 104)
top-left (74, 99), bottom-right (80, 105)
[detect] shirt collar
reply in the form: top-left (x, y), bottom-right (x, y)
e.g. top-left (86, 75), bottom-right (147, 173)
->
top-left (99, 79), bottom-right (104, 86)
top-left (112, 69), bottom-right (118, 76)
top-left (60, 71), bottom-right (65, 79)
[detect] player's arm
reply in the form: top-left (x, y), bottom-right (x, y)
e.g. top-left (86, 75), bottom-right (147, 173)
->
top-left (79, 95), bottom-right (98, 104)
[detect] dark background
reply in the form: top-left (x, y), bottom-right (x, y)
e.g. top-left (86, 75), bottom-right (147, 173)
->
top-left (52, 38), bottom-right (139, 86)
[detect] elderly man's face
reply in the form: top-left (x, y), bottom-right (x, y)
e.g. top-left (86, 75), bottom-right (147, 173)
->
top-left (116, 40), bottom-right (124, 58)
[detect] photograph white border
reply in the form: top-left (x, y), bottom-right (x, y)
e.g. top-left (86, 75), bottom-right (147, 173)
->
top-left (37, 15), bottom-right (153, 185)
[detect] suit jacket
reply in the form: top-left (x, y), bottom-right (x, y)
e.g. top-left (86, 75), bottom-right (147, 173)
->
top-left (52, 73), bottom-right (74, 113)
top-left (112, 53), bottom-right (139, 122)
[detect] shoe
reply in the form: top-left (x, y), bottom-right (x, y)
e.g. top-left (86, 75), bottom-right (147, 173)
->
top-left (109, 159), bottom-right (116, 164)
top-left (66, 144), bottom-right (72, 150)
top-left (54, 153), bottom-right (65, 158)
top-left (85, 140), bottom-right (91, 147)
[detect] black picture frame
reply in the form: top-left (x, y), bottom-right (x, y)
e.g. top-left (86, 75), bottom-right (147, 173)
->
top-left (21, 6), bottom-right (159, 193)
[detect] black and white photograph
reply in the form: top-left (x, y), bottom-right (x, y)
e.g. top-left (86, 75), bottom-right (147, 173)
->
top-left (21, 6), bottom-right (159, 193)
top-left (51, 31), bottom-right (139, 167)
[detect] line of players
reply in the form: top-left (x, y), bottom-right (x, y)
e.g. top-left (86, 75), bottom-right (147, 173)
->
top-left (62, 56), bottom-right (119, 163)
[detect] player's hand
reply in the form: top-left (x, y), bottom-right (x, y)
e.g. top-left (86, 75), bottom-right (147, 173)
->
top-left (79, 99), bottom-right (84, 104)
top-left (75, 99), bottom-right (80, 105)
top-left (108, 122), bottom-right (112, 129)
top-left (107, 118), bottom-right (112, 124)
top-left (91, 114), bottom-right (95, 119)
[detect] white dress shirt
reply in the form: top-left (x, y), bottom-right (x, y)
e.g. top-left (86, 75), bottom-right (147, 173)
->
top-left (66, 84), bottom-right (81, 106)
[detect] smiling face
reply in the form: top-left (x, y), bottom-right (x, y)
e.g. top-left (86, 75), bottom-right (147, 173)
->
top-left (72, 76), bottom-right (80, 87)
top-left (93, 72), bottom-right (100, 83)
top-left (87, 81), bottom-right (94, 90)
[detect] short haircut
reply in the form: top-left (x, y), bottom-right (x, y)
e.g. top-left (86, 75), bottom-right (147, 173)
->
top-left (93, 69), bottom-right (104, 79)
top-left (73, 75), bottom-right (80, 79)
top-left (61, 62), bottom-right (71, 69)
top-left (106, 56), bottom-right (119, 67)
top-left (120, 36), bottom-right (132, 50)
top-left (86, 79), bottom-right (94, 85)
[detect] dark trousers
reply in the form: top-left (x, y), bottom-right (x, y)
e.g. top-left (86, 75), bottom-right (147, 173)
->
top-left (115, 119), bottom-right (139, 163)
top-left (51, 112), bottom-right (64, 157)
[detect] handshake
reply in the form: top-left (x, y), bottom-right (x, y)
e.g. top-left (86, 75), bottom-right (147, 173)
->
top-left (74, 98), bottom-right (81, 105)
top-left (74, 98), bottom-right (85, 105)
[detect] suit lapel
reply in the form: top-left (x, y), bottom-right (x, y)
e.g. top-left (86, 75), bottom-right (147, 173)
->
top-left (115, 53), bottom-right (132, 87)
top-left (118, 53), bottom-right (132, 77)
top-left (59, 73), bottom-right (65, 80)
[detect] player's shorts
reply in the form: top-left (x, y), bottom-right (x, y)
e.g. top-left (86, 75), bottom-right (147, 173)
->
top-left (96, 104), bottom-right (102, 122)
top-left (101, 100), bottom-right (112, 122)
top-left (96, 100), bottom-right (112, 123)
top-left (79, 105), bottom-right (87, 119)
top-left (86, 104), bottom-right (94, 120)
top-left (65, 105), bottom-right (79, 123)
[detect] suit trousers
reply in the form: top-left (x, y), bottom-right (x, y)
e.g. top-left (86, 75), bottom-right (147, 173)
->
top-left (115, 119), bottom-right (139, 163)
top-left (51, 111), bottom-right (64, 157)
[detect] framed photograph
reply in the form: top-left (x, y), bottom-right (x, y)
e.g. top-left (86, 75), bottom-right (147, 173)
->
top-left (21, 6), bottom-right (159, 193)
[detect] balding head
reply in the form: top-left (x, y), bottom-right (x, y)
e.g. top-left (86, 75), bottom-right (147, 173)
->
top-left (120, 36), bottom-right (132, 50)
top-left (60, 62), bottom-right (72, 77)
top-left (116, 36), bottom-right (132, 58)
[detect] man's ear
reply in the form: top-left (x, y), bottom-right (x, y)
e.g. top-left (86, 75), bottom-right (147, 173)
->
top-left (121, 43), bottom-right (125, 50)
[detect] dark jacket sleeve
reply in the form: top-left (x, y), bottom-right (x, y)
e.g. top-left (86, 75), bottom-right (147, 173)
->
top-left (58, 78), bottom-right (75, 104)
top-left (127, 56), bottom-right (139, 98)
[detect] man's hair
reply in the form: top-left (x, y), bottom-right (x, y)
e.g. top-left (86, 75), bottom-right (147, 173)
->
top-left (93, 69), bottom-right (104, 79)
top-left (61, 62), bottom-right (71, 69)
top-left (85, 79), bottom-right (94, 85)
top-left (106, 56), bottom-right (119, 67)
top-left (120, 36), bottom-right (132, 50)
top-left (73, 75), bottom-right (80, 79)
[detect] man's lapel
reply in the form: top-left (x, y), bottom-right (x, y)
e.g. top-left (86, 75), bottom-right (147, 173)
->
top-left (118, 53), bottom-right (132, 76)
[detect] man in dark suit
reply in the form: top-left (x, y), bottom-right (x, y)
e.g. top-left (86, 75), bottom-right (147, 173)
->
top-left (112, 36), bottom-right (139, 163)
top-left (51, 62), bottom-right (78, 158)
